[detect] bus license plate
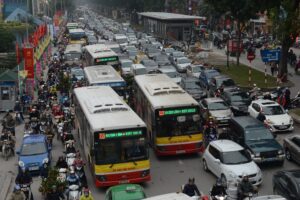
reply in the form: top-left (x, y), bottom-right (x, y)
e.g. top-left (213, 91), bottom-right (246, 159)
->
top-left (119, 180), bottom-right (129, 184)
top-left (107, 61), bottom-right (118, 65)
top-left (176, 150), bottom-right (186, 154)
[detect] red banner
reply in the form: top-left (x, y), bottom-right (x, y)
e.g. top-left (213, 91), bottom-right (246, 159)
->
top-left (23, 47), bottom-right (34, 79)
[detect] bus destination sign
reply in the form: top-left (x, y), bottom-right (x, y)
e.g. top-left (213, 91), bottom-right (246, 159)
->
top-left (99, 130), bottom-right (143, 139)
top-left (158, 108), bottom-right (197, 117)
top-left (96, 57), bottom-right (118, 63)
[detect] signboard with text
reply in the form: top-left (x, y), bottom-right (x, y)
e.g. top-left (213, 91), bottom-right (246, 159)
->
top-left (23, 47), bottom-right (34, 79)
top-left (260, 49), bottom-right (281, 63)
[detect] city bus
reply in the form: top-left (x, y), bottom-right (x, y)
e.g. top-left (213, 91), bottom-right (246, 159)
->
top-left (69, 28), bottom-right (86, 45)
top-left (84, 44), bottom-right (119, 69)
top-left (66, 22), bottom-right (79, 31)
top-left (83, 65), bottom-right (126, 97)
top-left (64, 44), bottom-right (82, 65)
top-left (133, 74), bottom-right (202, 156)
top-left (73, 86), bottom-right (150, 187)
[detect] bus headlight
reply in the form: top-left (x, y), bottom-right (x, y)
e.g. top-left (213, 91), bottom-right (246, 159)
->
top-left (141, 170), bottom-right (150, 177)
top-left (97, 175), bottom-right (107, 182)
top-left (156, 146), bottom-right (165, 152)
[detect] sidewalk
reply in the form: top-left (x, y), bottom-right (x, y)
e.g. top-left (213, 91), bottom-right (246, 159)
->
top-left (0, 171), bottom-right (14, 200)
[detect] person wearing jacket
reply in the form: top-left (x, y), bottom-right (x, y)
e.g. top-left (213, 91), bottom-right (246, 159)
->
top-left (80, 188), bottom-right (94, 200)
top-left (182, 178), bottom-right (201, 197)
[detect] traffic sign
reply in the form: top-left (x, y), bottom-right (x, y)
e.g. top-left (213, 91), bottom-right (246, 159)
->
top-left (260, 49), bottom-right (281, 63)
top-left (247, 51), bottom-right (256, 62)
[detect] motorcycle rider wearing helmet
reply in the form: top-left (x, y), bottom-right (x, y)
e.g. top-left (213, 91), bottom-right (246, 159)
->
top-left (65, 143), bottom-right (76, 154)
top-left (29, 106), bottom-right (40, 120)
top-left (2, 110), bottom-right (16, 135)
top-left (15, 167), bottom-right (33, 200)
top-left (46, 185), bottom-right (65, 200)
top-left (67, 169), bottom-right (80, 186)
top-left (204, 118), bottom-right (217, 147)
top-left (210, 178), bottom-right (227, 197)
top-left (0, 130), bottom-right (15, 154)
top-left (237, 174), bottom-right (257, 200)
top-left (80, 188), bottom-right (94, 200)
top-left (73, 152), bottom-right (85, 167)
top-left (182, 178), bottom-right (201, 197)
top-left (56, 156), bottom-right (68, 169)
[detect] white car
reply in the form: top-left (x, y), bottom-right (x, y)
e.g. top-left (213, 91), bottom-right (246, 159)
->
top-left (248, 99), bottom-right (294, 132)
top-left (203, 140), bottom-right (262, 186)
top-left (174, 57), bottom-right (191, 73)
top-left (186, 64), bottom-right (204, 78)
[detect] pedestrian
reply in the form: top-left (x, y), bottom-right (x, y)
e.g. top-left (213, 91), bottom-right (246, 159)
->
top-left (270, 62), bottom-right (275, 76)
top-left (295, 58), bottom-right (300, 73)
top-left (284, 87), bottom-right (291, 109)
top-left (9, 185), bottom-right (26, 200)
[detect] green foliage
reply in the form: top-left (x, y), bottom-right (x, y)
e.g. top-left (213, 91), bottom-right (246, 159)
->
top-left (39, 168), bottom-right (67, 195)
top-left (0, 26), bottom-right (15, 53)
top-left (0, 53), bottom-right (17, 70)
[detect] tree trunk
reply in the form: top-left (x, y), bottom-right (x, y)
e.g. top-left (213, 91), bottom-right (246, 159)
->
top-left (279, 37), bottom-right (291, 77)
top-left (236, 20), bottom-right (241, 66)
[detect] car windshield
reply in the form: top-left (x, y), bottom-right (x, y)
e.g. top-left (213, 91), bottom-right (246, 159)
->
top-left (192, 66), bottom-right (202, 73)
top-left (245, 128), bottom-right (274, 141)
top-left (94, 137), bottom-right (148, 165)
top-left (178, 58), bottom-right (190, 64)
top-left (185, 80), bottom-right (200, 89)
top-left (21, 142), bottom-right (47, 156)
top-left (230, 92), bottom-right (249, 102)
top-left (166, 71), bottom-right (178, 78)
top-left (206, 71), bottom-right (220, 79)
top-left (217, 78), bottom-right (235, 87)
top-left (156, 114), bottom-right (201, 137)
top-left (208, 102), bottom-right (229, 110)
top-left (221, 150), bottom-right (251, 165)
top-left (111, 47), bottom-right (121, 53)
top-left (72, 69), bottom-right (84, 76)
top-left (127, 47), bottom-right (136, 51)
top-left (263, 105), bottom-right (285, 115)
top-left (121, 61), bottom-right (132, 68)
top-left (70, 33), bottom-right (85, 40)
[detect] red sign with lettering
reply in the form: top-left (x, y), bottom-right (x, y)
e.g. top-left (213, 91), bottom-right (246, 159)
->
top-left (23, 47), bottom-right (34, 79)
top-left (247, 51), bottom-right (256, 62)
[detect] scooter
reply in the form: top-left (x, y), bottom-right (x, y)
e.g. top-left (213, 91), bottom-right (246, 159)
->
top-left (2, 140), bottom-right (13, 160)
top-left (75, 163), bottom-right (87, 187)
top-left (57, 168), bottom-right (67, 183)
top-left (66, 153), bottom-right (76, 168)
top-left (68, 184), bottom-right (80, 200)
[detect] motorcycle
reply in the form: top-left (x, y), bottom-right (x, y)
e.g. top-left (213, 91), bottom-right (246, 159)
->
top-left (56, 120), bottom-right (64, 140)
top-left (20, 183), bottom-right (33, 200)
top-left (2, 140), bottom-right (13, 160)
top-left (57, 168), bottom-right (67, 183)
top-left (66, 153), bottom-right (76, 168)
top-left (68, 184), bottom-right (80, 200)
top-left (30, 117), bottom-right (39, 132)
top-left (75, 163), bottom-right (87, 187)
top-left (211, 195), bottom-right (227, 200)
top-left (15, 111), bottom-right (22, 125)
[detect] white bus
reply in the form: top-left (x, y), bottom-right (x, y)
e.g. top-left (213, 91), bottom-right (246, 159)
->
top-left (133, 74), bottom-right (202, 156)
top-left (66, 22), bottom-right (79, 31)
top-left (73, 86), bottom-right (150, 187)
top-left (69, 28), bottom-right (86, 45)
top-left (64, 44), bottom-right (82, 65)
top-left (84, 44), bottom-right (119, 68)
top-left (83, 65), bottom-right (126, 97)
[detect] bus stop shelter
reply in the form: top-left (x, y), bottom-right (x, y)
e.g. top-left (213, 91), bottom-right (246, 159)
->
top-left (138, 12), bottom-right (205, 41)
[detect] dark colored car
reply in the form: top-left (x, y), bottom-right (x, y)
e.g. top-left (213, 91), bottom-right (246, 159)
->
top-left (153, 55), bottom-right (171, 67)
top-left (208, 75), bottom-right (237, 97)
top-left (230, 116), bottom-right (284, 165)
top-left (181, 77), bottom-right (207, 101)
top-left (221, 89), bottom-right (251, 116)
top-left (273, 170), bottom-right (300, 200)
top-left (199, 69), bottom-right (220, 89)
top-left (283, 135), bottom-right (300, 164)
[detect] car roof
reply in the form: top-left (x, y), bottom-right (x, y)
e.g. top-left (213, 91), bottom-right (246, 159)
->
top-left (278, 170), bottom-right (300, 184)
top-left (204, 97), bottom-right (224, 103)
top-left (23, 134), bottom-right (46, 144)
top-left (252, 99), bottom-right (279, 106)
top-left (120, 59), bottom-right (133, 63)
top-left (231, 116), bottom-right (264, 129)
top-left (109, 184), bottom-right (145, 200)
top-left (213, 75), bottom-right (231, 80)
top-left (210, 140), bottom-right (243, 152)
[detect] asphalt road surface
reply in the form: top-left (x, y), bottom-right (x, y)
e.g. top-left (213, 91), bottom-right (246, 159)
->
top-left (4, 118), bottom-right (299, 199)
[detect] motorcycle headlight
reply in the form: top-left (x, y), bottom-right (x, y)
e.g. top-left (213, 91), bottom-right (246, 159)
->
top-left (255, 152), bottom-right (260, 157)
top-left (43, 158), bottom-right (49, 164)
top-left (18, 161), bottom-right (25, 167)
top-left (278, 150), bottom-right (283, 155)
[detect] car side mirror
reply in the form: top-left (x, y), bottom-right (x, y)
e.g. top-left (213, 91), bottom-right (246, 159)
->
top-left (285, 109), bottom-right (289, 114)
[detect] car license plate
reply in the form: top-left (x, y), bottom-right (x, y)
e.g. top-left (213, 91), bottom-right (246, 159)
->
top-left (279, 125), bottom-right (287, 129)
top-left (176, 150), bottom-right (186, 154)
top-left (29, 166), bottom-right (39, 171)
top-left (263, 157), bottom-right (277, 162)
top-left (220, 120), bottom-right (228, 123)
top-left (119, 180), bottom-right (129, 184)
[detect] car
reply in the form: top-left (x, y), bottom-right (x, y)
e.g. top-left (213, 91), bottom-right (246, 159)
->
top-left (161, 47), bottom-right (175, 56)
top-left (87, 35), bottom-right (98, 45)
top-left (174, 57), bottom-right (191, 73)
top-left (127, 49), bottom-right (138, 60)
top-left (199, 69), bottom-right (220, 89)
top-left (273, 170), bottom-right (300, 200)
top-left (230, 116), bottom-right (285, 165)
top-left (199, 98), bottom-right (232, 126)
top-left (203, 140), bottom-right (262, 186)
top-left (169, 51), bottom-right (185, 65)
top-left (131, 64), bottom-right (147, 76)
top-left (153, 55), bottom-right (171, 66)
top-left (144, 193), bottom-right (194, 200)
top-left (248, 99), bottom-right (294, 132)
top-left (208, 75), bottom-right (237, 97)
top-left (180, 77), bottom-right (207, 100)
top-left (140, 59), bottom-right (159, 73)
top-left (220, 89), bottom-right (251, 116)
top-left (17, 134), bottom-right (52, 174)
top-left (105, 184), bottom-right (146, 200)
top-left (186, 64), bottom-right (205, 78)
top-left (120, 59), bottom-right (133, 76)
top-left (158, 65), bottom-right (181, 84)
top-left (145, 47), bottom-right (161, 59)
top-left (151, 41), bottom-right (163, 50)
top-left (283, 135), bottom-right (300, 164)
top-left (70, 67), bottom-right (85, 81)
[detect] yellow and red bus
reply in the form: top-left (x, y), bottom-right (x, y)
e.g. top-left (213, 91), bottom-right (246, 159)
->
top-left (69, 28), bottom-right (86, 45)
top-left (74, 86), bottom-right (150, 187)
top-left (133, 74), bottom-right (203, 156)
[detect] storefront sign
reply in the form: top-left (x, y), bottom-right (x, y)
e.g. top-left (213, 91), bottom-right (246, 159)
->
top-left (23, 47), bottom-right (34, 79)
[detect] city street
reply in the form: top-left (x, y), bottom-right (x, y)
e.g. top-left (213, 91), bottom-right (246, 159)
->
top-left (4, 118), bottom-right (299, 199)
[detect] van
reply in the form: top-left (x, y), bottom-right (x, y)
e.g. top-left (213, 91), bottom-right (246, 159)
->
top-left (229, 116), bottom-right (284, 165)
top-left (131, 64), bottom-right (147, 76)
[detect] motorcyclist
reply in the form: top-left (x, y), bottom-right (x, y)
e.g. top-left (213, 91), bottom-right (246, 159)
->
top-left (204, 120), bottom-right (218, 147)
top-left (66, 143), bottom-right (76, 154)
top-left (210, 178), bottom-right (227, 197)
top-left (80, 188), bottom-right (94, 200)
top-left (9, 184), bottom-right (26, 200)
top-left (24, 122), bottom-right (33, 136)
top-left (256, 110), bottom-right (266, 123)
top-left (15, 167), bottom-right (33, 200)
top-left (263, 92), bottom-right (272, 100)
top-left (73, 152), bottom-right (85, 167)
top-left (2, 110), bottom-right (16, 135)
top-left (237, 174), bottom-right (257, 200)
top-left (182, 178), bottom-right (201, 197)
top-left (66, 169), bottom-right (80, 187)
top-left (56, 156), bottom-right (68, 169)
top-left (0, 130), bottom-right (15, 154)
top-left (14, 101), bottom-right (24, 122)
top-left (46, 185), bottom-right (65, 200)
top-left (249, 83), bottom-right (259, 94)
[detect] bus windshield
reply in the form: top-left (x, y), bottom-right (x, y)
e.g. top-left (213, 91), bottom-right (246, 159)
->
top-left (156, 113), bottom-right (201, 137)
top-left (65, 53), bottom-right (81, 61)
top-left (95, 137), bottom-right (148, 165)
top-left (70, 32), bottom-right (85, 40)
